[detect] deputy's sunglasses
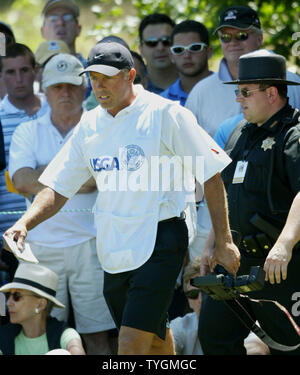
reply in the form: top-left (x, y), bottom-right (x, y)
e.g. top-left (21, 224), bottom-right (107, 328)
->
top-left (185, 289), bottom-right (201, 300)
top-left (170, 42), bottom-right (207, 55)
top-left (143, 36), bottom-right (171, 48)
top-left (47, 13), bottom-right (75, 23)
top-left (220, 31), bottom-right (250, 43)
top-left (5, 291), bottom-right (36, 302)
top-left (235, 87), bottom-right (269, 98)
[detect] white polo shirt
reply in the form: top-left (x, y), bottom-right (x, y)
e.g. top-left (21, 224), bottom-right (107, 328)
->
top-left (9, 111), bottom-right (97, 247)
top-left (39, 85), bottom-right (231, 273)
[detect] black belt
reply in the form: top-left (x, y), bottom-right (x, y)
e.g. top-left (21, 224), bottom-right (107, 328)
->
top-left (159, 211), bottom-right (186, 224)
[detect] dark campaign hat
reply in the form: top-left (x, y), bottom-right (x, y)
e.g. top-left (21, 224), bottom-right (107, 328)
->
top-left (224, 50), bottom-right (300, 86)
top-left (80, 42), bottom-right (134, 77)
top-left (214, 5), bottom-right (261, 33)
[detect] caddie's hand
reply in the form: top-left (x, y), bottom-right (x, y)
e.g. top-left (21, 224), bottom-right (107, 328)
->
top-left (3, 222), bottom-right (28, 251)
top-left (263, 243), bottom-right (292, 284)
top-left (210, 242), bottom-right (240, 276)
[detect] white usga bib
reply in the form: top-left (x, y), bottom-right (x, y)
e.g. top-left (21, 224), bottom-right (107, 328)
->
top-left (84, 93), bottom-right (168, 273)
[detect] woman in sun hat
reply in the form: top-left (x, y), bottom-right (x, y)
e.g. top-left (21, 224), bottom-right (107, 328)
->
top-left (0, 263), bottom-right (85, 355)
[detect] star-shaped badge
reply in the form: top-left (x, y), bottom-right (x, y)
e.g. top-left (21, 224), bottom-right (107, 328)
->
top-left (261, 137), bottom-right (275, 151)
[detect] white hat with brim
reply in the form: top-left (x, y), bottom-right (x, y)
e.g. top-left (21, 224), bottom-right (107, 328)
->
top-left (0, 263), bottom-right (65, 308)
top-left (42, 53), bottom-right (85, 90)
top-left (80, 64), bottom-right (120, 77)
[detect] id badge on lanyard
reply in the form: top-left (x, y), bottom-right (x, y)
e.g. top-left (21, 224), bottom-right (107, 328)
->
top-left (232, 161), bottom-right (248, 184)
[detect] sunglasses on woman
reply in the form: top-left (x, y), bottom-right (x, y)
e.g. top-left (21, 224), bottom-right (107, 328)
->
top-left (220, 31), bottom-right (250, 43)
top-left (170, 42), bottom-right (207, 55)
top-left (142, 36), bottom-right (171, 48)
top-left (185, 289), bottom-right (201, 300)
top-left (5, 291), bottom-right (37, 302)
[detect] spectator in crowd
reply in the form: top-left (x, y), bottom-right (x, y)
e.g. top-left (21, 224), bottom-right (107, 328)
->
top-left (8, 53), bottom-right (116, 354)
top-left (40, 0), bottom-right (92, 97)
top-left (4, 41), bottom-right (240, 355)
top-left (170, 256), bottom-right (203, 355)
top-left (0, 263), bottom-right (85, 355)
top-left (161, 20), bottom-right (213, 106)
top-left (34, 39), bottom-right (70, 93)
top-left (160, 19), bottom-right (214, 271)
top-left (0, 43), bottom-right (49, 286)
top-left (139, 13), bottom-right (178, 94)
top-left (41, 0), bottom-right (82, 61)
top-left (185, 5), bottom-right (300, 138)
top-left (0, 21), bottom-right (16, 100)
top-left (199, 49), bottom-right (300, 355)
top-left (170, 256), bottom-right (270, 355)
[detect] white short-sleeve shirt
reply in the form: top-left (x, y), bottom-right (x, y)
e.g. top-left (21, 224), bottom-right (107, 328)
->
top-left (39, 85), bottom-right (231, 272)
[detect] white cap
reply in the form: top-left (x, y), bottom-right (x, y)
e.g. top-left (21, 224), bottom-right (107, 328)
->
top-left (42, 53), bottom-right (85, 89)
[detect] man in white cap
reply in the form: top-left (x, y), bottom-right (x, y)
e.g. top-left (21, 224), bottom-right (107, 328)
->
top-left (8, 53), bottom-right (115, 354)
top-left (4, 42), bottom-right (240, 355)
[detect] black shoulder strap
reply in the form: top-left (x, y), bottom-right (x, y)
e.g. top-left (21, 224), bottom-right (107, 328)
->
top-left (46, 316), bottom-right (69, 350)
top-left (0, 119), bottom-right (5, 171)
top-left (224, 119), bottom-right (248, 153)
top-left (224, 296), bottom-right (300, 352)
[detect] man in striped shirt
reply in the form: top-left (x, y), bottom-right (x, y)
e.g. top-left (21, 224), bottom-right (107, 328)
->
top-left (0, 43), bottom-right (49, 282)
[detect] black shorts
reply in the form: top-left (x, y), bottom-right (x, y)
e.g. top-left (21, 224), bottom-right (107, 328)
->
top-left (103, 216), bottom-right (188, 340)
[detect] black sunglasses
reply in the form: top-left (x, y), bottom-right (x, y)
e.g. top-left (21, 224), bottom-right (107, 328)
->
top-left (5, 291), bottom-right (36, 302)
top-left (143, 36), bottom-right (171, 48)
top-left (170, 42), bottom-right (207, 55)
top-left (185, 289), bottom-right (201, 300)
top-left (220, 31), bottom-right (250, 43)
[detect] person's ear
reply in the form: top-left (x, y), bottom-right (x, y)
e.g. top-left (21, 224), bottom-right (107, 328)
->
top-left (75, 23), bottom-right (82, 38)
top-left (128, 68), bottom-right (136, 83)
top-left (266, 86), bottom-right (277, 103)
top-left (38, 297), bottom-right (48, 312)
top-left (207, 46), bottom-right (213, 60)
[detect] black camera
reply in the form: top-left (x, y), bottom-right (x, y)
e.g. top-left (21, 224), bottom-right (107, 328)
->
top-left (191, 265), bottom-right (265, 300)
